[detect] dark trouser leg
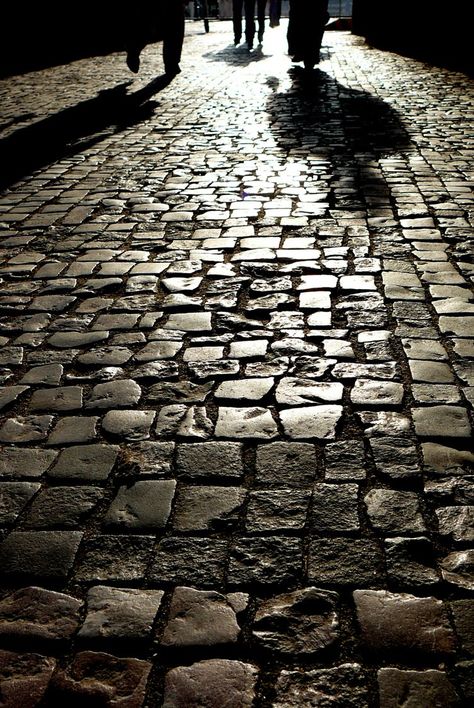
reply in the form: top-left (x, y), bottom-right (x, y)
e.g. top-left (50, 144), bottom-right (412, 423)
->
top-left (244, 0), bottom-right (256, 48)
top-left (233, 0), bottom-right (243, 43)
top-left (257, 0), bottom-right (266, 42)
top-left (162, 0), bottom-right (185, 74)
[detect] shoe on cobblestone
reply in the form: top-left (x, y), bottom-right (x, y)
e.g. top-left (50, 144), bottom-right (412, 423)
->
top-left (126, 50), bottom-right (140, 74)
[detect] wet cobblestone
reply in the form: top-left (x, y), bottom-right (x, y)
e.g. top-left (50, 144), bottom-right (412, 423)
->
top-left (0, 19), bottom-right (473, 707)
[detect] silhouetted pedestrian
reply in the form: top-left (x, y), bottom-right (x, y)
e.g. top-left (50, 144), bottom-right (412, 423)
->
top-left (233, 0), bottom-right (267, 49)
top-left (126, 0), bottom-right (188, 76)
top-left (287, 0), bottom-right (329, 69)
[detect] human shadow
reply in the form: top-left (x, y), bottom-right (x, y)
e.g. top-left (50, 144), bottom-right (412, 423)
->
top-left (267, 67), bottom-right (411, 161)
top-left (203, 45), bottom-right (270, 67)
top-left (0, 75), bottom-right (174, 191)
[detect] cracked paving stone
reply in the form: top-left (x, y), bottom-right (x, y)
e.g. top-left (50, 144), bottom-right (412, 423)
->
top-left (377, 668), bottom-right (461, 707)
top-left (215, 406), bottom-right (278, 440)
top-left (0, 447), bottom-right (58, 478)
top-left (409, 360), bottom-right (455, 383)
top-left (187, 360), bottom-right (240, 379)
top-left (85, 379), bottom-right (141, 409)
top-left (0, 587), bottom-right (82, 642)
top-left (245, 489), bottom-right (311, 532)
top-left (163, 659), bottom-right (258, 708)
top-left (155, 405), bottom-right (213, 439)
top-left (0, 531), bottom-right (82, 580)
top-left (252, 587), bottom-right (339, 655)
top-left (353, 590), bottom-right (456, 656)
top-left (161, 587), bottom-right (247, 648)
top-left (134, 340), bottom-right (182, 362)
top-left (148, 380), bottom-right (213, 404)
top-left (357, 411), bottom-right (411, 437)
top-left (78, 586), bottom-right (164, 641)
top-left (325, 441), bottom-right (366, 482)
top-left (436, 506), bottom-right (474, 542)
top-left (440, 550), bottom-right (474, 591)
top-left (149, 537), bottom-right (228, 588)
top-left (49, 651), bottom-right (151, 708)
top-left (0, 482), bottom-right (40, 523)
top-left (132, 361), bottom-right (179, 379)
top-left (0, 650), bottom-right (56, 708)
top-left (76, 346), bottom-right (133, 366)
top-left (20, 364), bottom-right (64, 386)
top-left (228, 536), bottom-right (302, 587)
top-left (165, 311), bottom-right (212, 332)
top-left (312, 484), bottom-right (360, 532)
top-left (412, 384), bottom-right (461, 404)
top-left (0, 415), bottom-right (54, 443)
top-left (176, 441), bottom-right (244, 481)
top-left (29, 386), bottom-right (83, 412)
top-left (413, 405), bottom-right (471, 437)
top-left (369, 437), bottom-right (421, 480)
top-left (273, 663), bottom-right (369, 708)
top-left (439, 315), bottom-right (474, 337)
top-left (172, 485), bottom-right (245, 532)
top-left (48, 444), bottom-right (119, 481)
top-left (104, 480), bottom-right (176, 530)
top-left (23, 487), bottom-right (103, 529)
top-left (48, 330), bottom-right (109, 348)
top-left (101, 409), bottom-right (156, 440)
top-left (276, 378), bottom-right (344, 405)
top-left (47, 416), bottom-right (99, 445)
top-left (215, 377), bottom-right (274, 402)
top-left (308, 537), bottom-right (383, 586)
top-left (350, 379), bottom-right (404, 407)
top-left (118, 441), bottom-right (174, 476)
top-left (75, 536), bottom-right (154, 582)
top-left (365, 490), bottom-right (426, 535)
top-left (255, 441), bottom-right (317, 486)
top-left (280, 405), bottom-right (343, 441)
top-left (386, 532), bottom-right (440, 588)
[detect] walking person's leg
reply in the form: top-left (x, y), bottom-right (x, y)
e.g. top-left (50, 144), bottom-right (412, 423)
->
top-left (232, 0), bottom-right (244, 44)
top-left (244, 0), bottom-right (256, 49)
top-left (162, 0), bottom-right (185, 76)
top-left (257, 0), bottom-right (266, 43)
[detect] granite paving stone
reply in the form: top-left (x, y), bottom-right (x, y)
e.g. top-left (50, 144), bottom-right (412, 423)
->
top-left (0, 531), bottom-right (82, 580)
top-left (161, 587), bottom-right (246, 648)
top-left (273, 664), bottom-right (369, 708)
top-left (0, 586), bottom-right (82, 642)
top-left (48, 443), bottom-right (119, 480)
top-left (104, 480), bottom-right (176, 530)
top-left (163, 659), bottom-right (257, 708)
top-left (354, 590), bottom-right (456, 655)
top-left (49, 651), bottom-right (152, 708)
top-left (172, 485), bottom-right (245, 532)
top-left (78, 586), bottom-right (164, 641)
top-left (0, 650), bottom-right (56, 708)
top-left (252, 587), bottom-right (339, 655)
top-left (377, 668), bottom-right (461, 707)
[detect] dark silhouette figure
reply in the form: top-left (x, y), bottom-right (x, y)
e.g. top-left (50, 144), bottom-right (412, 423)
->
top-left (287, 0), bottom-right (329, 69)
top-left (126, 0), bottom-right (187, 76)
top-left (233, 0), bottom-right (267, 49)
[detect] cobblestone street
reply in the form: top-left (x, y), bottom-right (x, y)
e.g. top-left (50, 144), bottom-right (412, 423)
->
top-left (0, 20), bottom-right (473, 707)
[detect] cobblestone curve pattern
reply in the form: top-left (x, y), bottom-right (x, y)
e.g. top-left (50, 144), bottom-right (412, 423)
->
top-left (0, 22), bottom-right (473, 708)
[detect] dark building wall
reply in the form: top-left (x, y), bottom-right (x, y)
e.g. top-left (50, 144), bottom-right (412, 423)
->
top-left (0, 3), bottom-right (158, 76)
top-left (352, 0), bottom-right (473, 73)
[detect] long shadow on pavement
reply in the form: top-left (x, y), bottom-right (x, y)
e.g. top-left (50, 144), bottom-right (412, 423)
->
top-left (266, 67), bottom-right (411, 164)
top-left (0, 75), bottom-right (175, 192)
